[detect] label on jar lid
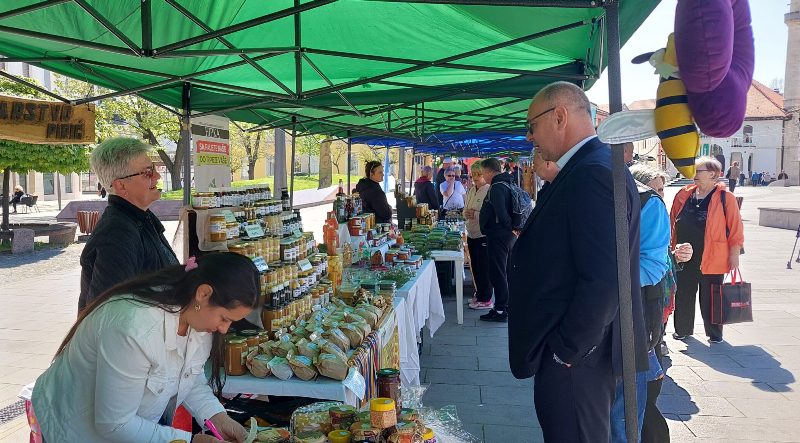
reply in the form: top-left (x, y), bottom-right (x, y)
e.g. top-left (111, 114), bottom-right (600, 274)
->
top-left (297, 259), bottom-right (313, 272)
top-left (244, 224), bottom-right (265, 238)
top-left (220, 209), bottom-right (237, 223)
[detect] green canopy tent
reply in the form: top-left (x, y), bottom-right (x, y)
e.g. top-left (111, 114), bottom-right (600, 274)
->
top-left (0, 1), bottom-right (659, 439)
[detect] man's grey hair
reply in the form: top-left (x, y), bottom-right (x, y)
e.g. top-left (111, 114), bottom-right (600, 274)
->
top-left (90, 137), bottom-right (151, 195)
top-left (533, 81), bottom-right (592, 116)
top-left (629, 163), bottom-right (669, 186)
top-left (444, 166), bottom-right (456, 175)
top-left (421, 165), bottom-right (433, 176)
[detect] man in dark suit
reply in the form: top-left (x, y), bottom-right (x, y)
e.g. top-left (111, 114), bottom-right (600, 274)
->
top-left (508, 82), bottom-right (648, 442)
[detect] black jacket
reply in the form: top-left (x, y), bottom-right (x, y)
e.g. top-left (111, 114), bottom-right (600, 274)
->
top-left (479, 172), bottom-right (514, 237)
top-left (354, 177), bottom-right (392, 223)
top-left (508, 137), bottom-right (648, 379)
top-left (435, 168), bottom-right (446, 206)
top-left (79, 195), bottom-right (179, 311)
top-left (413, 178), bottom-right (439, 210)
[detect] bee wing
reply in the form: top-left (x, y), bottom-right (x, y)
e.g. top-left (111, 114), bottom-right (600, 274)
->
top-left (597, 109), bottom-right (657, 145)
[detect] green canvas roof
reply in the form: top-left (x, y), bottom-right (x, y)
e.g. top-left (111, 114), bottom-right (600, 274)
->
top-left (0, 0), bottom-right (659, 139)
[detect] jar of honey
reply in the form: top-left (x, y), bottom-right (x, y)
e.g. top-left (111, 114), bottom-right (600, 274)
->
top-left (224, 338), bottom-right (247, 376)
top-left (209, 214), bottom-right (227, 242)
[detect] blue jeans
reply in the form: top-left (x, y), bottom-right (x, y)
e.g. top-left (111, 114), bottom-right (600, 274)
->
top-left (610, 350), bottom-right (663, 442)
top-left (610, 371), bottom-right (649, 443)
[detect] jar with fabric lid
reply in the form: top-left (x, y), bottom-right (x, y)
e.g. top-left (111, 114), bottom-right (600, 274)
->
top-left (422, 428), bottom-right (436, 443)
top-left (239, 329), bottom-right (260, 354)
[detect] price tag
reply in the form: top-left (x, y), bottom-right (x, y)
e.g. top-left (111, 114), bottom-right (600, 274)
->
top-left (252, 256), bottom-right (269, 273)
top-left (343, 367), bottom-right (366, 400)
top-left (297, 258), bottom-right (313, 272)
top-left (293, 229), bottom-right (303, 239)
top-left (244, 224), bottom-right (265, 238)
top-left (220, 209), bottom-right (237, 223)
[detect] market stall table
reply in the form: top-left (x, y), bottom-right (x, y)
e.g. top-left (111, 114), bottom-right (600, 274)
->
top-left (394, 259), bottom-right (445, 385)
top-left (429, 250), bottom-right (465, 324)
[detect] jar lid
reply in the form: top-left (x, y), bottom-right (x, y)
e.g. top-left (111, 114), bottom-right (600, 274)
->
top-left (328, 430), bottom-right (351, 438)
top-left (226, 338), bottom-right (246, 344)
top-left (239, 329), bottom-right (258, 336)
top-left (377, 368), bottom-right (400, 377)
top-left (423, 428), bottom-right (435, 439)
top-left (370, 397), bottom-right (395, 412)
top-left (329, 405), bottom-right (357, 415)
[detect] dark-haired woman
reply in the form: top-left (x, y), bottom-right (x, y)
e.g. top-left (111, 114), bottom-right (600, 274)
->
top-left (31, 253), bottom-right (259, 443)
top-left (354, 160), bottom-right (393, 223)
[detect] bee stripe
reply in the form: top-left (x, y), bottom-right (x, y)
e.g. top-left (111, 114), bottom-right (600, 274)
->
top-left (671, 157), bottom-right (696, 167)
top-left (656, 95), bottom-right (689, 107)
top-left (657, 124), bottom-right (696, 140)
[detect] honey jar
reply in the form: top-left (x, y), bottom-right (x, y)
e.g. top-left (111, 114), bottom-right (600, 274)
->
top-left (224, 338), bottom-right (247, 376)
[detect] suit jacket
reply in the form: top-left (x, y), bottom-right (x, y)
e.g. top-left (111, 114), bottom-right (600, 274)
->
top-left (508, 137), bottom-right (648, 379)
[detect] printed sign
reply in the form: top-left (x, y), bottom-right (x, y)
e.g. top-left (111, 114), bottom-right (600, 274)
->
top-left (192, 114), bottom-right (230, 191)
top-left (297, 259), bottom-right (313, 272)
top-left (220, 209), bottom-right (237, 223)
top-left (244, 224), bottom-right (265, 239)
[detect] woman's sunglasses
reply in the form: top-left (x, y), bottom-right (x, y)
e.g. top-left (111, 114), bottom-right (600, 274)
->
top-left (116, 164), bottom-right (156, 181)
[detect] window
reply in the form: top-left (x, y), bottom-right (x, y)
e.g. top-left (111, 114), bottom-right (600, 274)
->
top-left (743, 125), bottom-right (753, 144)
top-left (64, 174), bottom-right (72, 193)
top-left (43, 173), bottom-right (55, 195)
top-left (81, 172), bottom-right (99, 192)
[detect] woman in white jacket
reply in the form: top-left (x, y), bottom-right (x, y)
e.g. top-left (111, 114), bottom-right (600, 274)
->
top-left (463, 161), bottom-right (494, 310)
top-left (32, 252), bottom-right (258, 443)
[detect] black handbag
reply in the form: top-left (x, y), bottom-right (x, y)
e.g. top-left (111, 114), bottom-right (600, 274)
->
top-left (711, 269), bottom-right (753, 325)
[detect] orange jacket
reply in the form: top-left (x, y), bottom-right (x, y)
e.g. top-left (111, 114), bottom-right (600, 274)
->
top-left (670, 183), bottom-right (744, 274)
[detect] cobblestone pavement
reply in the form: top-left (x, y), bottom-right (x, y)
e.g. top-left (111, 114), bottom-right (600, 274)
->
top-left (1, 187), bottom-right (799, 442)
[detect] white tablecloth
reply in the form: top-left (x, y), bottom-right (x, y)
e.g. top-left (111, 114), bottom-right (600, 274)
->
top-left (430, 249), bottom-right (466, 324)
top-left (395, 259), bottom-right (445, 385)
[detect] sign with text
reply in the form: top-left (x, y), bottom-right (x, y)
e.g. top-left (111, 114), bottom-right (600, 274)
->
top-left (192, 114), bottom-right (230, 191)
top-left (244, 224), bottom-right (265, 239)
top-left (0, 94), bottom-right (95, 144)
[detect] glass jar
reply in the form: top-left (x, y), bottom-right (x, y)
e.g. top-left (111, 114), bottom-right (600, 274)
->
top-left (224, 338), bottom-right (247, 376)
top-left (377, 368), bottom-right (402, 414)
top-left (209, 214), bottom-right (227, 242)
top-left (240, 329), bottom-right (260, 354)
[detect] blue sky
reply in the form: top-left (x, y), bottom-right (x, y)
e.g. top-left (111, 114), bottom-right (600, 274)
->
top-left (586, 0), bottom-right (790, 105)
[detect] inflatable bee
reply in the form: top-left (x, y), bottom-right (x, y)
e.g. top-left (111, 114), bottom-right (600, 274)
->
top-left (646, 33), bottom-right (700, 178)
top-left (597, 0), bottom-right (754, 179)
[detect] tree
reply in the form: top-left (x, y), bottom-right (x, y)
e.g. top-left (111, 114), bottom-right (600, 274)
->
top-left (229, 123), bottom-right (271, 180)
top-left (0, 76), bottom-right (90, 233)
top-left (51, 74), bottom-right (188, 191)
top-left (330, 140), bottom-right (348, 174)
top-left (296, 134), bottom-right (324, 176)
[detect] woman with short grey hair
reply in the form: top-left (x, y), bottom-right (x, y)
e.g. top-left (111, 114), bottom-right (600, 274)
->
top-left (79, 137), bottom-right (179, 311)
top-left (630, 163), bottom-right (670, 198)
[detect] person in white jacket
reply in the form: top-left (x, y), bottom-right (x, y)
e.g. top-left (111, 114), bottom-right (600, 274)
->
top-left (32, 252), bottom-right (259, 443)
top-left (463, 161), bottom-right (493, 310)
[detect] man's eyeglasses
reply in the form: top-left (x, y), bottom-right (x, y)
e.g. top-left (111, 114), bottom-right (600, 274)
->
top-left (525, 107), bottom-right (555, 135)
top-left (116, 165), bottom-right (156, 181)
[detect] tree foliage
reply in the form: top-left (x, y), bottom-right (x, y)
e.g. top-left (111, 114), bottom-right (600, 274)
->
top-left (0, 75), bottom-right (91, 231)
top-left (230, 124), bottom-right (271, 180)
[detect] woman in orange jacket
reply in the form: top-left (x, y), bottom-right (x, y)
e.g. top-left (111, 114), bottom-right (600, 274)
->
top-left (670, 156), bottom-right (744, 344)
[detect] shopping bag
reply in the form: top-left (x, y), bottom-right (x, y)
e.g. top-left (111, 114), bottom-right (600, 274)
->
top-left (711, 269), bottom-right (753, 325)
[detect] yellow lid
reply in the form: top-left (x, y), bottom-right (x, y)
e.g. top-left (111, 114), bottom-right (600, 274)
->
top-left (370, 397), bottom-right (396, 412)
top-left (327, 430), bottom-right (352, 443)
top-left (423, 428), bottom-right (435, 439)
